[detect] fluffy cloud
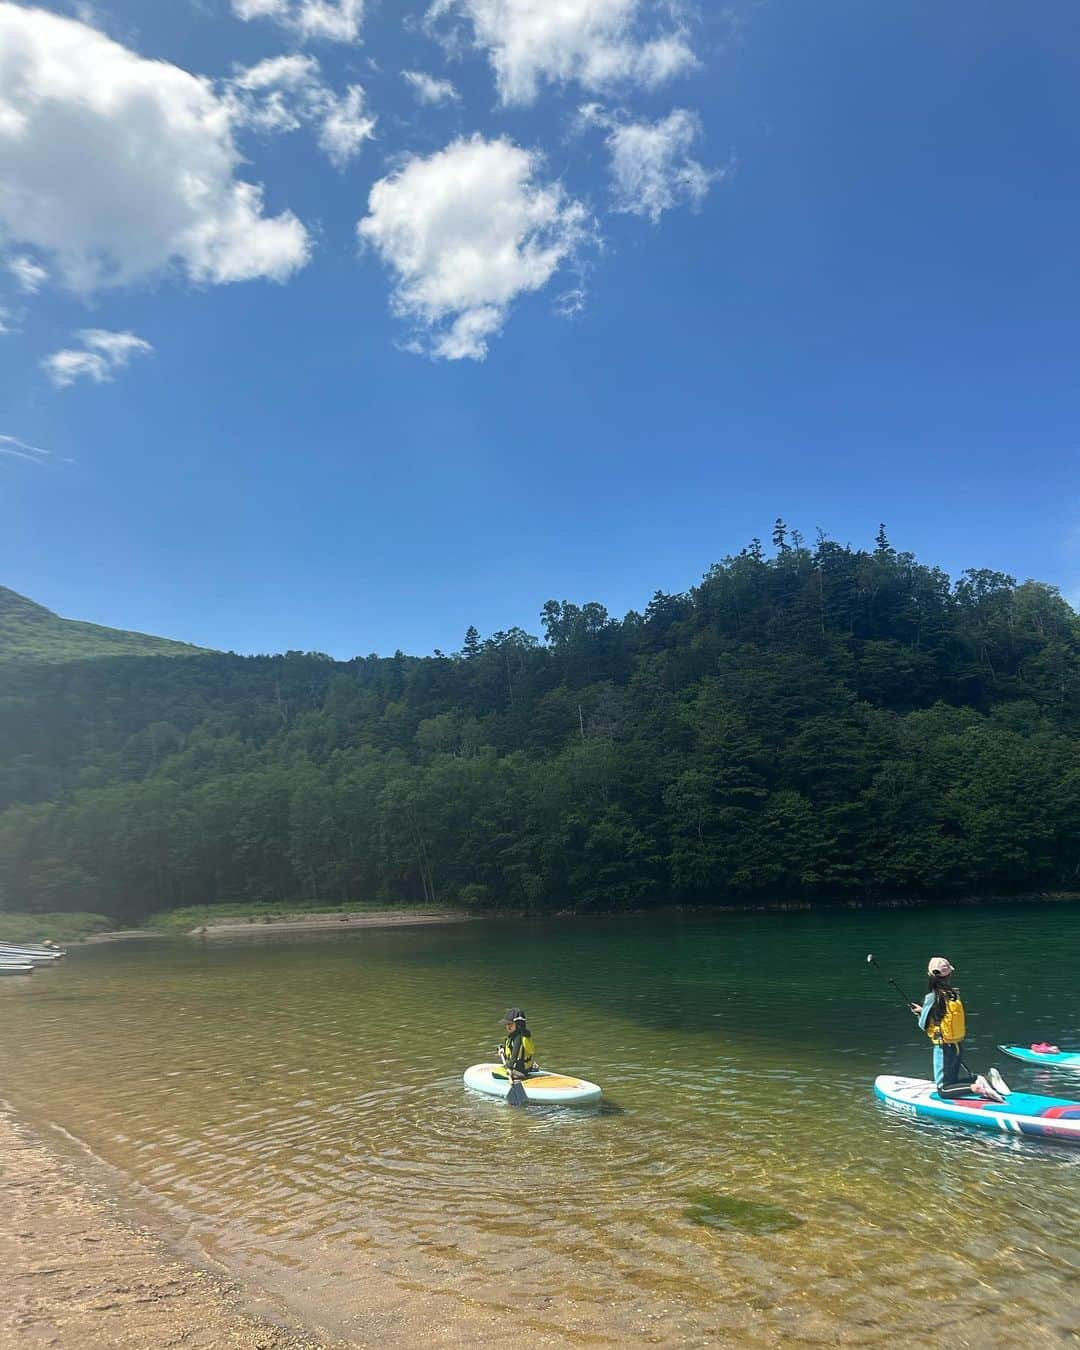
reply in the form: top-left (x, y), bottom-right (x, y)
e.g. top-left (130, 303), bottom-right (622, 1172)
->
top-left (42, 329), bottom-right (153, 388)
top-left (318, 86), bottom-right (376, 165)
top-left (427, 0), bottom-right (697, 105)
top-left (402, 70), bottom-right (460, 105)
top-left (230, 0), bottom-right (363, 43)
top-left (6, 254), bottom-right (48, 293)
top-left (585, 106), bottom-right (713, 222)
top-left (227, 54), bottom-right (322, 134)
top-left (358, 135), bottom-right (589, 359)
top-left (227, 55), bottom-right (374, 168)
top-left (0, 4), bottom-right (310, 294)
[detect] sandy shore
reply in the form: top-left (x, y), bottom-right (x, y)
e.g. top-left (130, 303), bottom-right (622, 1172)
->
top-left (0, 1104), bottom-right (341, 1350)
top-left (188, 910), bottom-right (472, 938)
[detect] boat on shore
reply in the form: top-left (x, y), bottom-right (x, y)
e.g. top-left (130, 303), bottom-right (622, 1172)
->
top-left (0, 944), bottom-right (66, 962)
top-left (0, 960), bottom-right (34, 975)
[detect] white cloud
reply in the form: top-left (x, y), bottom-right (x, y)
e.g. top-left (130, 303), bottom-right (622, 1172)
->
top-left (427, 0), bottom-right (697, 105)
top-left (0, 304), bottom-right (14, 334)
top-left (42, 329), bottom-right (153, 388)
top-left (6, 253), bottom-right (48, 293)
top-left (0, 433), bottom-right (51, 463)
top-left (317, 85), bottom-right (376, 166)
top-left (43, 351), bottom-right (111, 386)
top-left (603, 108), bottom-right (714, 222)
top-left (231, 0), bottom-right (364, 43)
top-left (228, 54), bottom-right (321, 133)
top-left (553, 285), bottom-right (587, 318)
top-left (402, 70), bottom-right (460, 105)
top-left (0, 4), bottom-right (310, 294)
top-left (227, 55), bottom-right (374, 168)
top-left (81, 328), bottom-right (154, 363)
top-left (358, 135), bottom-right (590, 360)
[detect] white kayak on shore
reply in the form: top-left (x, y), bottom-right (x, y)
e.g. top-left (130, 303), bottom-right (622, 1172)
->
top-left (0, 945), bottom-right (64, 963)
top-left (0, 961), bottom-right (34, 975)
top-left (464, 1062), bottom-right (602, 1105)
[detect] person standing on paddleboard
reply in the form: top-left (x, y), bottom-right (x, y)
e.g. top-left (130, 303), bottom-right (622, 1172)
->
top-left (498, 1009), bottom-right (537, 1080)
top-left (910, 957), bottom-right (1005, 1100)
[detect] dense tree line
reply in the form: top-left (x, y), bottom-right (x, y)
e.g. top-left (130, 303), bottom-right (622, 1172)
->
top-left (1, 526), bottom-right (1078, 921)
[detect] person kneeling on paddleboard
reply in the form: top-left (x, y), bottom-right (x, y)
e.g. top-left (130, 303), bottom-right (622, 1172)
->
top-left (910, 957), bottom-right (1005, 1101)
top-left (498, 1009), bottom-right (536, 1080)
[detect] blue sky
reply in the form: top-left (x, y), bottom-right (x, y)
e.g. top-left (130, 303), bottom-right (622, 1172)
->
top-left (2, 0), bottom-right (1078, 657)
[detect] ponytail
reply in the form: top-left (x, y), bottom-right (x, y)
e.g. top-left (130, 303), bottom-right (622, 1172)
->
top-left (925, 974), bottom-right (956, 1027)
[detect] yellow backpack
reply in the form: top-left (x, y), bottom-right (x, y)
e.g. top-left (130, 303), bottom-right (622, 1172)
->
top-left (926, 992), bottom-right (966, 1045)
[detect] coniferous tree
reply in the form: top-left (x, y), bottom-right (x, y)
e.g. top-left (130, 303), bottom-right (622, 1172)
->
top-left (0, 525), bottom-right (1077, 919)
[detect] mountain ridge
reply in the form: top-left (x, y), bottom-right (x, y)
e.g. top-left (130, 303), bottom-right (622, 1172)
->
top-left (0, 586), bottom-right (208, 663)
top-left (1, 530), bottom-right (1078, 921)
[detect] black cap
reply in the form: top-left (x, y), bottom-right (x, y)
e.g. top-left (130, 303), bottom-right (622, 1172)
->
top-left (501, 1007), bottom-right (525, 1023)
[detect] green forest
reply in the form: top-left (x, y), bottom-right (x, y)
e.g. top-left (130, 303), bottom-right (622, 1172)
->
top-left (2, 525), bottom-right (1078, 923)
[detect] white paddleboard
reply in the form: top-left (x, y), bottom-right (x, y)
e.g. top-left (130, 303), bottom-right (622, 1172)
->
top-left (464, 1062), bottom-right (602, 1105)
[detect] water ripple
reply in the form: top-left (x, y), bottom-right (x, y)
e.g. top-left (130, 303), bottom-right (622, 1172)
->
top-left (0, 910), bottom-right (1078, 1345)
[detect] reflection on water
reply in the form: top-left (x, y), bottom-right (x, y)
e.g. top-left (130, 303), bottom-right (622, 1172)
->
top-left (1, 905), bottom-right (1078, 1345)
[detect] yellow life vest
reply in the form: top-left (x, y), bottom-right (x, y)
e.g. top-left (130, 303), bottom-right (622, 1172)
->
top-left (926, 992), bottom-right (966, 1045)
top-left (501, 1031), bottom-right (536, 1073)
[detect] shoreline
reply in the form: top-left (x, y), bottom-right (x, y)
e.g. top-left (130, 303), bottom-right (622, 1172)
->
top-left (534, 890), bottom-right (1080, 922)
top-left (185, 909), bottom-right (474, 938)
top-left (0, 1097), bottom-right (573, 1348)
top-left (0, 1101), bottom-right (340, 1349)
top-left (20, 891), bottom-right (1080, 948)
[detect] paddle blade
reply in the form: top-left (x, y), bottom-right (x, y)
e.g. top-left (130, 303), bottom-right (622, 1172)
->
top-left (506, 1077), bottom-right (527, 1107)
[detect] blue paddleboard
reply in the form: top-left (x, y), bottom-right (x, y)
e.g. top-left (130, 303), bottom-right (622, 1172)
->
top-left (874, 1075), bottom-right (1080, 1144)
top-left (998, 1045), bottom-right (1080, 1070)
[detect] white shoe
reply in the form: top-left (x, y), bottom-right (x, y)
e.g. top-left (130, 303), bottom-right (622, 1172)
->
top-left (988, 1067), bottom-right (1010, 1097)
top-left (972, 1074), bottom-right (1005, 1103)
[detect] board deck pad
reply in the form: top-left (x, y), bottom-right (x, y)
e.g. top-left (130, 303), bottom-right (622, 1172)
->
top-left (491, 1070), bottom-right (586, 1090)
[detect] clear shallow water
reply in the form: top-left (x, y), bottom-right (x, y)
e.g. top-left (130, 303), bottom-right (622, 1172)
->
top-left (1, 905), bottom-right (1078, 1346)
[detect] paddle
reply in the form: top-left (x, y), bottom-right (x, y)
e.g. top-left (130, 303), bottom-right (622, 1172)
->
top-left (866, 953), bottom-right (917, 1009)
top-left (498, 1033), bottom-right (528, 1107)
top-left (865, 953), bottom-right (1002, 1094)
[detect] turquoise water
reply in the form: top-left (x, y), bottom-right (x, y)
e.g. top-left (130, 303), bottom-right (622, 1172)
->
top-left (1, 904), bottom-right (1078, 1345)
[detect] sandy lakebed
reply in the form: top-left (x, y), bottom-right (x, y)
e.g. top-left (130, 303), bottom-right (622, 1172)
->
top-left (0, 1099), bottom-right (576, 1350)
top-left (0, 912), bottom-right (476, 1350)
top-left (0, 1103), bottom-right (341, 1350)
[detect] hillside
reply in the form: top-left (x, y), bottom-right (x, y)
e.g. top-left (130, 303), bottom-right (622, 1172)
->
top-left (0, 526), bottom-right (1078, 922)
top-left (0, 587), bottom-right (207, 664)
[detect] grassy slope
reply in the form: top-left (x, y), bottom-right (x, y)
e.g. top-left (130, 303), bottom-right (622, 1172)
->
top-left (0, 912), bottom-right (115, 944)
top-left (0, 587), bottom-right (207, 663)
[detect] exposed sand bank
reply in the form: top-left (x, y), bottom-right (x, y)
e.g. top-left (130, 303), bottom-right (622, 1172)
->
top-left (0, 1103), bottom-right (340, 1349)
top-left (0, 1102), bottom-right (571, 1349)
top-left (187, 910), bottom-right (472, 938)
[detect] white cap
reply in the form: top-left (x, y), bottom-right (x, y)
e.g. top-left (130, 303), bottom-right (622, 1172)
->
top-left (928, 956), bottom-right (954, 977)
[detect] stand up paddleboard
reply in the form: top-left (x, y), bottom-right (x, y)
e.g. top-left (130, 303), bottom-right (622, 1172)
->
top-left (998, 1045), bottom-right (1080, 1070)
top-left (464, 1063), bottom-right (602, 1105)
top-left (874, 1075), bottom-right (1080, 1144)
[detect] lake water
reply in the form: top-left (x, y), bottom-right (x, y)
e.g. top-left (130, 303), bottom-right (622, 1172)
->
top-left (1, 904), bottom-right (1078, 1346)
